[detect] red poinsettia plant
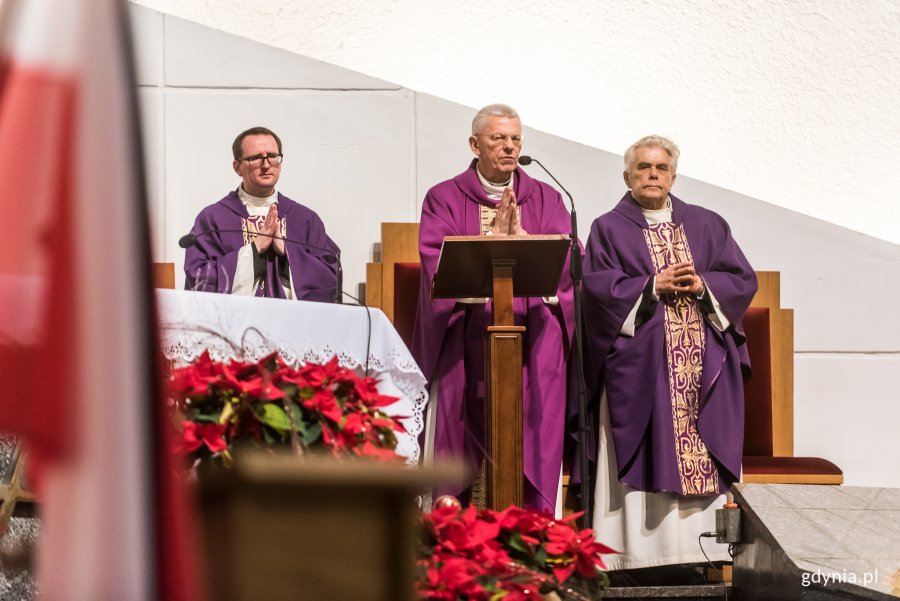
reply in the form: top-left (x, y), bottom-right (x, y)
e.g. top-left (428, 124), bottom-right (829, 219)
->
top-left (417, 504), bottom-right (614, 600)
top-left (169, 351), bottom-right (407, 465)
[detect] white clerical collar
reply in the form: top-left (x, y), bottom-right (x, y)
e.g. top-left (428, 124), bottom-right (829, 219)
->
top-left (641, 196), bottom-right (673, 225)
top-left (238, 186), bottom-right (277, 208)
top-left (476, 166), bottom-right (514, 201)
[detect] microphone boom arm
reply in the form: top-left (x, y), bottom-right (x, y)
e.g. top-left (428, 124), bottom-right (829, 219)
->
top-left (518, 154), bottom-right (592, 525)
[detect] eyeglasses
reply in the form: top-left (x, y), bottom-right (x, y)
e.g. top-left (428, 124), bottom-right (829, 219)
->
top-left (240, 153), bottom-right (283, 167)
top-left (475, 133), bottom-right (525, 147)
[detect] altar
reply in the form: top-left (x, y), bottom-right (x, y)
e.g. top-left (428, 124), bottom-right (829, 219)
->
top-left (156, 290), bottom-right (426, 464)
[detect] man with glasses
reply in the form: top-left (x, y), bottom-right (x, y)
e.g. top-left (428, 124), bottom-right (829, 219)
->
top-left (184, 126), bottom-right (340, 301)
top-left (412, 104), bottom-right (574, 513)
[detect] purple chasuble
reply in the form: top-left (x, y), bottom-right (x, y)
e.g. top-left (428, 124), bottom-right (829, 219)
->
top-left (582, 193), bottom-right (757, 495)
top-left (412, 160), bottom-right (575, 512)
top-left (184, 191), bottom-right (340, 302)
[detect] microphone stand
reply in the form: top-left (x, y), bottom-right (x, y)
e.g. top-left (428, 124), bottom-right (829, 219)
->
top-left (520, 157), bottom-right (592, 526)
top-left (335, 260), bottom-right (343, 304)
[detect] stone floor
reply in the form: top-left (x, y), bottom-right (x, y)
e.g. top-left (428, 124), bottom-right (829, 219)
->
top-left (0, 515), bottom-right (36, 601)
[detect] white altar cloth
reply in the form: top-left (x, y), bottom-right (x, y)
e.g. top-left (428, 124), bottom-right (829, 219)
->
top-left (156, 289), bottom-right (426, 464)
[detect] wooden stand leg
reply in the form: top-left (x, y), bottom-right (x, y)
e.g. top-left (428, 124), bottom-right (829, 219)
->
top-left (484, 325), bottom-right (525, 510)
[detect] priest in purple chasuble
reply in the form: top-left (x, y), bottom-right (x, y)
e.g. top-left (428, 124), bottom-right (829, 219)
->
top-left (184, 126), bottom-right (340, 302)
top-left (582, 135), bottom-right (756, 569)
top-left (412, 104), bottom-right (574, 513)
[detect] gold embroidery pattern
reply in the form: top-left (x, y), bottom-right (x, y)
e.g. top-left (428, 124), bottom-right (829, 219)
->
top-left (643, 223), bottom-right (719, 495)
top-left (241, 216), bottom-right (264, 246)
top-left (479, 204), bottom-right (498, 236)
top-left (241, 215), bottom-right (286, 245)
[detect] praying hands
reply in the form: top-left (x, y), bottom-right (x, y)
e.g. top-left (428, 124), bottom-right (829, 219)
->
top-left (254, 204), bottom-right (285, 255)
top-left (490, 187), bottom-right (528, 235)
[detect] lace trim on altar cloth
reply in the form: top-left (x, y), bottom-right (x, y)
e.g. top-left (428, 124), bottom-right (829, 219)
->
top-left (161, 328), bottom-right (426, 465)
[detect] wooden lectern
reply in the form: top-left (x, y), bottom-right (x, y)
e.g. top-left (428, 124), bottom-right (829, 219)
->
top-left (199, 453), bottom-right (465, 601)
top-left (432, 234), bottom-right (569, 509)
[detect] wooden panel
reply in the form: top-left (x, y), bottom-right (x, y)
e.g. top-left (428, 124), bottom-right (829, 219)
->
top-left (381, 223), bottom-right (419, 264)
top-left (152, 262), bottom-right (175, 289)
top-left (491, 262), bottom-right (515, 327)
top-left (376, 223), bottom-right (419, 322)
top-left (365, 263), bottom-right (383, 309)
top-left (200, 455), bottom-right (463, 601)
top-left (748, 271), bottom-right (794, 456)
top-left (770, 308), bottom-right (794, 456)
top-left (485, 326), bottom-right (526, 510)
top-left (750, 271), bottom-right (780, 309)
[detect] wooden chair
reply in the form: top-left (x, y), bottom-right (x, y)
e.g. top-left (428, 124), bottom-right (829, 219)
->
top-left (741, 272), bottom-right (842, 484)
top-left (366, 226), bottom-right (842, 488)
top-left (393, 262), bottom-right (421, 348)
top-left (365, 224), bottom-right (419, 324)
top-left (152, 262), bottom-right (176, 289)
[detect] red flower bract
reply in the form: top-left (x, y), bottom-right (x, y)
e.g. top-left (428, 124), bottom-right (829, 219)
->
top-left (169, 353), bottom-right (404, 466)
top-left (176, 421), bottom-right (227, 454)
top-left (417, 504), bottom-right (615, 600)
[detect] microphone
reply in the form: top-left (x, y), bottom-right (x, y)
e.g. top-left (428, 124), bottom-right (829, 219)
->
top-left (177, 233), bottom-right (198, 248)
top-left (179, 228), bottom-right (342, 303)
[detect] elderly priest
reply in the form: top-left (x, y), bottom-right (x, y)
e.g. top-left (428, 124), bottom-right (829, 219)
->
top-left (582, 135), bottom-right (757, 571)
top-left (412, 103), bottom-right (574, 513)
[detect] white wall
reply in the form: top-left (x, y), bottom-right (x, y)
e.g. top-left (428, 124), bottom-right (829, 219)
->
top-left (130, 0), bottom-right (900, 248)
top-left (130, 5), bottom-right (899, 489)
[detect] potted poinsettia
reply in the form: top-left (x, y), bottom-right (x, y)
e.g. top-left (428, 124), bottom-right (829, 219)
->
top-left (417, 504), bottom-right (614, 600)
top-left (169, 351), bottom-right (407, 466)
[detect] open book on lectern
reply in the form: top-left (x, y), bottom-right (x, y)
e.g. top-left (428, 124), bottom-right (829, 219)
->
top-left (432, 234), bottom-right (569, 299)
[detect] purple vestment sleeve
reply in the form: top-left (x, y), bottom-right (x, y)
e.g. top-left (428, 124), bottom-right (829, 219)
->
top-left (183, 196), bottom-right (244, 294)
top-left (583, 193), bottom-right (757, 494)
top-left (183, 192), bottom-right (340, 302)
top-left (412, 160), bottom-right (574, 512)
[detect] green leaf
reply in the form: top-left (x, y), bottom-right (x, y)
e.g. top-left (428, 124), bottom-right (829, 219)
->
top-left (283, 402), bottom-right (308, 444)
top-left (507, 531), bottom-right (528, 553)
top-left (262, 428), bottom-right (276, 445)
top-left (289, 402), bottom-right (306, 431)
top-left (258, 403), bottom-right (292, 434)
top-left (534, 546), bottom-right (548, 567)
top-left (190, 411), bottom-right (219, 424)
top-left (303, 421), bottom-right (322, 445)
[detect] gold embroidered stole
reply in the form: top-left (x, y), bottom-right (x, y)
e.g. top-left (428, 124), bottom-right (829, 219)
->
top-left (241, 215), bottom-right (286, 245)
top-left (479, 204), bottom-right (498, 235)
top-left (241, 215), bottom-right (287, 295)
top-left (643, 222), bottom-right (719, 495)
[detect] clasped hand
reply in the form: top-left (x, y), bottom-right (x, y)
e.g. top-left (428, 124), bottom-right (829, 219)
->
top-left (254, 204), bottom-right (285, 255)
top-left (490, 187), bottom-right (528, 235)
top-left (655, 261), bottom-right (704, 296)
